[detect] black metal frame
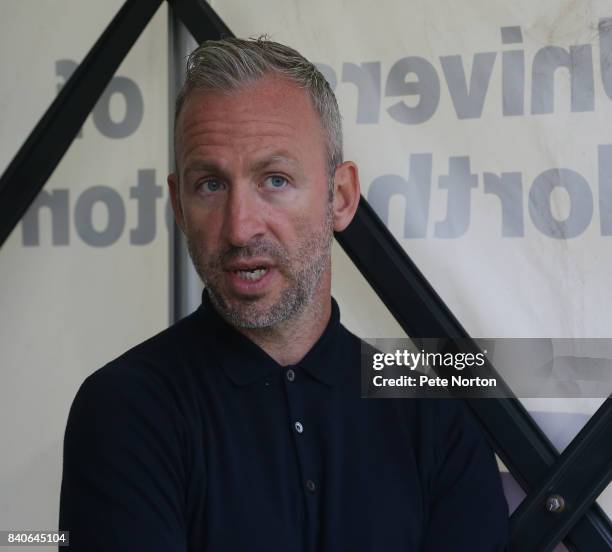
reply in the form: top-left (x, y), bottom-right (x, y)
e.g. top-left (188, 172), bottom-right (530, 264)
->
top-left (1, 0), bottom-right (610, 550)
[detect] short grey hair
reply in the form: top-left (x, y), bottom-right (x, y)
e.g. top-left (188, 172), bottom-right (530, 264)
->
top-left (174, 37), bottom-right (343, 193)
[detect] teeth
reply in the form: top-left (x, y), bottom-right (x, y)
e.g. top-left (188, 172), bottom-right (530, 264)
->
top-left (235, 268), bottom-right (268, 281)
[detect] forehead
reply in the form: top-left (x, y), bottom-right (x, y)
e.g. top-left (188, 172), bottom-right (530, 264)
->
top-left (175, 74), bottom-right (326, 167)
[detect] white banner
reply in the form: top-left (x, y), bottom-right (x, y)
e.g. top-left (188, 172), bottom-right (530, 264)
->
top-left (0, 0), bottom-right (169, 542)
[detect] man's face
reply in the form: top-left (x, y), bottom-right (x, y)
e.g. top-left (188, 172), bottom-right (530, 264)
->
top-left (170, 74), bottom-right (334, 328)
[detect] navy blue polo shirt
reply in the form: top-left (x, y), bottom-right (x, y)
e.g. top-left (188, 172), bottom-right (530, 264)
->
top-left (59, 290), bottom-right (508, 551)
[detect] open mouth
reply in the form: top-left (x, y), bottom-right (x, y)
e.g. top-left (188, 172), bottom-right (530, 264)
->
top-left (234, 267), bottom-right (269, 281)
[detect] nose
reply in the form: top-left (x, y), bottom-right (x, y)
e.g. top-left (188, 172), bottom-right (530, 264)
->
top-left (222, 183), bottom-right (265, 247)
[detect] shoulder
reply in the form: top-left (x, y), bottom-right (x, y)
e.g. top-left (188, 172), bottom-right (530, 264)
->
top-left (59, 320), bottom-right (205, 548)
top-left (108, 309), bottom-right (205, 370)
top-left (69, 309), bottom-right (211, 433)
top-left (62, 314), bottom-right (209, 489)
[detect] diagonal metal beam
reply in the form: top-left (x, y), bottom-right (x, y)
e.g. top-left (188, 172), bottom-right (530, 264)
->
top-left (0, 0), bottom-right (163, 248)
top-left (510, 398), bottom-right (612, 552)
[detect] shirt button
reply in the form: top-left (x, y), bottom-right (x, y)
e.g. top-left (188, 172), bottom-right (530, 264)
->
top-left (286, 369), bottom-right (295, 382)
top-left (306, 480), bottom-right (316, 493)
top-left (294, 421), bottom-right (304, 434)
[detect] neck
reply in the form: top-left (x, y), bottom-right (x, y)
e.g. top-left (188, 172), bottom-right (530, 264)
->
top-left (235, 273), bottom-right (332, 366)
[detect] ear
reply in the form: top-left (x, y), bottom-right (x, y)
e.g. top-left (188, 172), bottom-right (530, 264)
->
top-left (167, 172), bottom-right (186, 233)
top-left (332, 161), bottom-right (361, 232)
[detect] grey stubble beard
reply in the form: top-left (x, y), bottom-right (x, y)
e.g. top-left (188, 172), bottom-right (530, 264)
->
top-left (186, 202), bottom-right (334, 329)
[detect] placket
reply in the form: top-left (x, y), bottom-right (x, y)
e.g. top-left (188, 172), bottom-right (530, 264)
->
top-left (282, 364), bottom-right (320, 552)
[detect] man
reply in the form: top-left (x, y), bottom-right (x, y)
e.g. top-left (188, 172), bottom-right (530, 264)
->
top-left (59, 38), bottom-right (508, 551)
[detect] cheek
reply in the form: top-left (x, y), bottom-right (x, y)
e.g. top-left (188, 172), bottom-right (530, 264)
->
top-left (300, 198), bottom-right (331, 229)
top-left (183, 213), bottom-right (218, 254)
top-left (278, 210), bottom-right (325, 254)
top-left (271, 208), bottom-right (311, 241)
top-left (294, 213), bottom-right (315, 235)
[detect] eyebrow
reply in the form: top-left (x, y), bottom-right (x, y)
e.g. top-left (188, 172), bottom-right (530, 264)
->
top-left (183, 153), bottom-right (300, 179)
top-left (252, 154), bottom-right (300, 173)
top-left (184, 161), bottom-right (225, 179)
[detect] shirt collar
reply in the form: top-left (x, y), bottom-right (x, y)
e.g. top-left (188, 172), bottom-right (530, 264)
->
top-left (198, 289), bottom-right (342, 387)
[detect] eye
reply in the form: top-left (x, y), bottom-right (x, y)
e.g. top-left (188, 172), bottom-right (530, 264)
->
top-left (199, 179), bottom-right (224, 193)
top-left (264, 175), bottom-right (289, 189)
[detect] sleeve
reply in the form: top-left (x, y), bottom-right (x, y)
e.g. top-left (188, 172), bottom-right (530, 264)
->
top-left (422, 399), bottom-right (509, 552)
top-left (58, 363), bottom-right (189, 552)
